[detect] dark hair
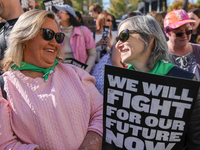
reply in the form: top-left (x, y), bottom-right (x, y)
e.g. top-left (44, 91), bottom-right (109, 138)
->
top-left (189, 8), bottom-right (200, 43)
top-left (75, 11), bottom-right (84, 25)
top-left (111, 15), bottom-right (117, 31)
top-left (126, 12), bottom-right (140, 19)
top-left (67, 11), bottom-right (81, 27)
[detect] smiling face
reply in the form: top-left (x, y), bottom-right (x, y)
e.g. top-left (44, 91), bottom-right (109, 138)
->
top-left (23, 18), bottom-right (60, 68)
top-left (166, 23), bottom-right (192, 48)
top-left (116, 22), bottom-right (150, 65)
top-left (56, 10), bottom-right (70, 26)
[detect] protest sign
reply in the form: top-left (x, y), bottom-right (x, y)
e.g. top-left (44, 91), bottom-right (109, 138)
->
top-left (103, 65), bottom-right (200, 150)
top-left (64, 58), bottom-right (88, 70)
top-left (82, 16), bottom-right (96, 32)
top-left (43, 0), bottom-right (64, 11)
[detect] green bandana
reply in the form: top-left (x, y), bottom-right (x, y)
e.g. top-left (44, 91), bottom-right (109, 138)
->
top-left (11, 58), bottom-right (58, 82)
top-left (128, 60), bottom-right (174, 76)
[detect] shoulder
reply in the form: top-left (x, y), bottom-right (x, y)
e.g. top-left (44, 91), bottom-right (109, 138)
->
top-left (81, 26), bottom-right (93, 35)
top-left (56, 62), bottom-right (95, 83)
top-left (166, 66), bottom-right (195, 80)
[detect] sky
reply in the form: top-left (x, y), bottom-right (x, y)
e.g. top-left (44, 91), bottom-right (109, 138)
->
top-left (102, 0), bottom-right (199, 10)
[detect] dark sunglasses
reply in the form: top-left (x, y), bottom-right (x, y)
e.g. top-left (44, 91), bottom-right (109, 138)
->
top-left (40, 28), bottom-right (65, 44)
top-left (116, 29), bottom-right (139, 42)
top-left (174, 30), bottom-right (193, 37)
top-left (106, 19), bottom-right (113, 22)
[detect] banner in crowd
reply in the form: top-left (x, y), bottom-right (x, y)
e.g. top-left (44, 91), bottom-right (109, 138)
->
top-left (82, 16), bottom-right (96, 33)
top-left (43, 0), bottom-right (64, 11)
top-left (64, 58), bottom-right (88, 70)
top-left (102, 65), bottom-right (200, 150)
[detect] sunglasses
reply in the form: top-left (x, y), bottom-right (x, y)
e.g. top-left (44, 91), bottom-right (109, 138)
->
top-left (40, 28), bottom-right (65, 44)
top-left (116, 29), bottom-right (140, 42)
top-left (174, 30), bottom-right (193, 37)
top-left (106, 19), bottom-right (113, 22)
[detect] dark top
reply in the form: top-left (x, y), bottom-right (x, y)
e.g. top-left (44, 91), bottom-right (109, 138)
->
top-left (190, 34), bottom-right (198, 44)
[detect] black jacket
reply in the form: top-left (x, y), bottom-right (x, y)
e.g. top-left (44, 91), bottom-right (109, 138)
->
top-left (166, 66), bottom-right (200, 150)
top-left (0, 18), bottom-right (18, 60)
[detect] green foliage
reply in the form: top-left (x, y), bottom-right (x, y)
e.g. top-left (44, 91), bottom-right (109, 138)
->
top-left (35, 0), bottom-right (45, 10)
top-left (107, 0), bottom-right (139, 19)
top-left (72, 0), bottom-right (103, 15)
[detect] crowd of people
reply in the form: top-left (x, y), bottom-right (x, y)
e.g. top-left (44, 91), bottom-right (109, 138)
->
top-left (0, 0), bottom-right (200, 149)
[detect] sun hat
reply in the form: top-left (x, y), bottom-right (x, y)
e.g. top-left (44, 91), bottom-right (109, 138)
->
top-left (52, 4), bottom-right (76, 18)
top-left (164, 9), bottom-right (196, 29)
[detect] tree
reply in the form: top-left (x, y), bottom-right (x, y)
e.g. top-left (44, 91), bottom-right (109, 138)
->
top-left (167, 0), bottom-right (198, 12)
top-left (71, 0), bottom-right (102, 15)
top-left (108, 0), bottom-right (138, 19)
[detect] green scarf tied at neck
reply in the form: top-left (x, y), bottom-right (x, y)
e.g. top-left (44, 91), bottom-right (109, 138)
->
top-left (11, 58), bottom-right (58, 82)
top-left (128, 60), bottom-right (174, 76)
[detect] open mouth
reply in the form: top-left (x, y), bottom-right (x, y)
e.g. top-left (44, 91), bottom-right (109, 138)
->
top-left (120, 49), bottom-right (129, 54)
top-left (44, 49), bottom-right (54, 53)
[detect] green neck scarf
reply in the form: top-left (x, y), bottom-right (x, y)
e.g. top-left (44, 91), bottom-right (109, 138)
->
top-left (11, 58), bottom-right (58, 82)
top-left (128, 60), bottom-right (174, 76)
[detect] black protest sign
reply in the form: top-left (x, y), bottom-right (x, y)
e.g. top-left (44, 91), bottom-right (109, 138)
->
top-left (64, 58), bottom-right (88, 70)
top-left (102, 65), bottom-right (200, 150)
top-left (82, 16), bottom-right (96, 32)
top-left (43, 0), bottom-right (64, 11)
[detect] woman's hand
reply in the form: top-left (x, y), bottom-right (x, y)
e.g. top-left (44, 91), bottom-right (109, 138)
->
top-left (96, 38), bottom-right (112, 48)
top-left (78, 131), bottom-right (102, 150)
top-left (96, 39), bottom-right (104, 47)
top-left (106, 37), bottom-right (112, 48)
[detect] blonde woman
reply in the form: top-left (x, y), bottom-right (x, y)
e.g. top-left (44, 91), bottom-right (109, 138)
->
top-left (0, 9), bottom-right (103, 150)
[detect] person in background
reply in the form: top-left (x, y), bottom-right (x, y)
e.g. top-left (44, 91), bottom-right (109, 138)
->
top-left (158, 11), bottom-right (167, 19)
top-left (148, 11), bottom-right (168, 41)
top-left (0, 9), bottom-right (103, 150)
top-left (111, 15), bottom-right (117, 31)
top-left (75, 11), bottom-right (84, 25)
top-left (21, 0), bottom-right (35, 12)
top-left (53, 4), bottom-right (96, 73)
top-left (0, 0), bottom-right (24, 61)
top-left (116, 15), bottom-right (200, 149)
top-left (89, 3), bottom-right (102, 20)
top-left (95, 12), bottom-right (117, 62)
top-left (164, 9), bottom-right (200, 80)
top-left (188, 8), bottom-right (200, 44)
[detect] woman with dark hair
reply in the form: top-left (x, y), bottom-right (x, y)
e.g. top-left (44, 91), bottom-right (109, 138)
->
top-left (75, 11), bottom-right (84, 25)
top-left (188, 8), bottom-right (200, 44)
top-left (95, 12), bottom-right (117, 62)
top-left (53, 4), bottom-right (96, 73)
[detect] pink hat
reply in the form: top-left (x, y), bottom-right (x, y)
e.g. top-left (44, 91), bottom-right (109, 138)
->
top-left (164, 9), bottom-right (196, 29)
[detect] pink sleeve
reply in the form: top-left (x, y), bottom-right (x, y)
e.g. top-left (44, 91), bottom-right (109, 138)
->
top-left (82, 26), bottom-right (96, 50)
top-left (0, 94), bottom-right (39, 150)
top-left (77, 68), bottom-right (103, 136)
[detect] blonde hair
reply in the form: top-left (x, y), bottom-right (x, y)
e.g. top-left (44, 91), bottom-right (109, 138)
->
top-left (1, 9), bottom-right (63, 72)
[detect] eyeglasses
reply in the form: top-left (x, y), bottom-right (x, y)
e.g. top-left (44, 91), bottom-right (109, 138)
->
top-left (40, 28), bottom-right (65, 44)
top-left (116, 29), bottom-right (140, 42)
top-left (106, 19), bottom-right (113, 22)
top-left (174, 30), bottom-right (193, 37)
